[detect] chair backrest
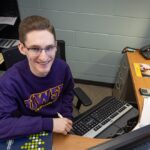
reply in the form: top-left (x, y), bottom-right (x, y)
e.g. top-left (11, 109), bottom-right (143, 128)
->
top-left (2, 40), bottom-right (66, 70)
top-left (2, 46), bottom-right (25, 69)
top-left (56, 40), bottom-right (66, 61)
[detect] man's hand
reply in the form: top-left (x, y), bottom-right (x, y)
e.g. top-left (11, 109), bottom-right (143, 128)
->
top-left (53, 118), bottom-right (73, 135)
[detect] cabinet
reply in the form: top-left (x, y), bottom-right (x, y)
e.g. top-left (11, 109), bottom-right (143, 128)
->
top-left (113, 54), bottom-right (136, 102)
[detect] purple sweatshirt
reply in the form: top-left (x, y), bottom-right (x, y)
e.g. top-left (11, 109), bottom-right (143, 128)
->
top-left (0, 58), bottom-right (74, 140)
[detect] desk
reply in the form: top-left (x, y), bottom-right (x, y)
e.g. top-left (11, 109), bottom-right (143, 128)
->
top-left (53, 134), bottom-right (109, 150)
top-left (53, 51), bottom-right (150, 150)
top-left (127, 51), bottom-right (150, 113)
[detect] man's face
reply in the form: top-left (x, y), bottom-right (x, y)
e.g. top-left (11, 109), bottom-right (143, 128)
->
top-left (19, 30), bottom-right (57, 77)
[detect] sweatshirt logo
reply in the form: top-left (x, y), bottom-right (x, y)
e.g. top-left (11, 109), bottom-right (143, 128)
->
top-left (24, 84), bottom-right (63, 111)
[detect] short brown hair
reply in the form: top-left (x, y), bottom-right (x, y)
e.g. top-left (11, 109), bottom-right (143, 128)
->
top-left (19, 15), bottom-right (56, 43)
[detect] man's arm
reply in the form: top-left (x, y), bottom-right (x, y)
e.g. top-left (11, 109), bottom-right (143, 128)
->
top-left (0, 91), bottom-right (53, 140)
top-left (0, 89), bottom-right (73, 139)
top-left (60, 64), bottom-right (74, 120)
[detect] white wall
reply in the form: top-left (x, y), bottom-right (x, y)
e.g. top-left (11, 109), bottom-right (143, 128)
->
top-left (17, 0), bottom-right (150, 83)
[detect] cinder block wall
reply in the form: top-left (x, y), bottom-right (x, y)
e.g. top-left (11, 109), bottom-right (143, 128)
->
top-left (17, 0), bottom-right (150, 83)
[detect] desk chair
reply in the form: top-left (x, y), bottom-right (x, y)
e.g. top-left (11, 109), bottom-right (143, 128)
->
top-left (1, 40), bottom-right (92, 116)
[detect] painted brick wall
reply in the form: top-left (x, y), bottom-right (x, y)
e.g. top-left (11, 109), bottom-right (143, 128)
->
top-left (17, 0), bottom-right (150, 83)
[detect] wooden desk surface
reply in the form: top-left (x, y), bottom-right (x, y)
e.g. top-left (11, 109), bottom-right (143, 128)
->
top-left (53, 51), bottom-right (149, 150)
top-left (127, 51), bottom-right (150, 113)
top-left (53, 134), bottom-right (109, 150)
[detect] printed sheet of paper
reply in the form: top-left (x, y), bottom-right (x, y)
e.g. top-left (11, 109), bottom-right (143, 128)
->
top-left (133, 97), bottom-right (150, 130)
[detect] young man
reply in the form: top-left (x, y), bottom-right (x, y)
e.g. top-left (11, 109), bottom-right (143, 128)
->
top-left (0, 15), bottom-right (74, 140)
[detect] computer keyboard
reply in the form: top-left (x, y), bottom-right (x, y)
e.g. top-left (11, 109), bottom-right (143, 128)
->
top-left (72, 96), bottom-right (137, 138)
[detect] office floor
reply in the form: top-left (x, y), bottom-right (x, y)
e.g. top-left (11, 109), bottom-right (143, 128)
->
top-left (73, 83), bottom-right (113, 116)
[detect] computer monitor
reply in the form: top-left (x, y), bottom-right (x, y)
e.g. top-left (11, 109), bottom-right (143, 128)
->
top-left (0, 0), bottom-right (20, 39)
top-left (88, 125), bottom-right (150, 150)
top-left (0, 0), bottom-right (19, 17)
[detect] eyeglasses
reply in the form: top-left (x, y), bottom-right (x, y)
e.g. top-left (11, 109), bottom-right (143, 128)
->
top-left (24, 44), bottom-right (57, 56)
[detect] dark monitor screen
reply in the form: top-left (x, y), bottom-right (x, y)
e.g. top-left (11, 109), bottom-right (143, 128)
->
top-left (0, 0), bottom-right (19, 17)
top-left (88, 125), bottom-right (150, 150)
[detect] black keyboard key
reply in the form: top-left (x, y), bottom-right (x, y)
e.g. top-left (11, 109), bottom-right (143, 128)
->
top-left (94, 125), bottom-right (102, 131)
top-left (118, 106), bottom-right (127, 112)
top-left (101, 118), bottom-right (111, 125)
top-left (109, 112), bottom-right (119, 118)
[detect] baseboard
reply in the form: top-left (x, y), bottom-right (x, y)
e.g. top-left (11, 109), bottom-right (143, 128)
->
top-left (74, 79), bottom-right (114, 88)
